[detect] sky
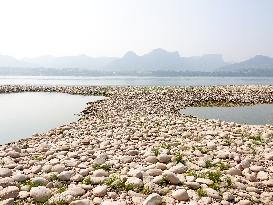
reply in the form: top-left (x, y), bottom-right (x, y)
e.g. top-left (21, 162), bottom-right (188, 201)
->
top-left (0, 0), bottom-right (272, 62)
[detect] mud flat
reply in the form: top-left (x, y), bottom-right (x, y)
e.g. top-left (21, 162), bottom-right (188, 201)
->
top-left (0, 85), bottom-right (273, 205)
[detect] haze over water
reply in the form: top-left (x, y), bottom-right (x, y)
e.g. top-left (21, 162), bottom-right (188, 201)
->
top-left (1, 76), bottom-right (273, 86)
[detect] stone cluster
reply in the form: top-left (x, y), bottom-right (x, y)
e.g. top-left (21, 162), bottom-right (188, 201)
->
top-left (0, 85), bottom-right (273, 205)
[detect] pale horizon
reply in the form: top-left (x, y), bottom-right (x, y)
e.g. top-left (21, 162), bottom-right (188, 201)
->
top-left (0, 0), bottom-right (273, 62)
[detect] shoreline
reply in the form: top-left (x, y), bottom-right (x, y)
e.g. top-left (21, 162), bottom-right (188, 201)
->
top-left (0, 85), bottom-right (273, 204)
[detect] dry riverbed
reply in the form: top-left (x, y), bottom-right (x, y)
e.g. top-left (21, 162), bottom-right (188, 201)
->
top-left (0, 85), bottom-right (273, 205)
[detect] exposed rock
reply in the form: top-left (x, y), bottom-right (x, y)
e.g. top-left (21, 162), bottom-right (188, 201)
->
top-left (93, 185), bottom-right (107, 197)
top-left (172, 189), bottom-right (189, 201)
top-left (30, 186), bottom-right (51, 202)
top-left (143, 193), bottom-right (162, 205)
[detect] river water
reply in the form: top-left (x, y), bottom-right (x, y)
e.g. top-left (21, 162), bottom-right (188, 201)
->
top-left (0, 92), bottom-right (104, 144)
top-left (0, 76), bottom-right (273, 86)
top-left (0, 76), bottom-right (272, 144)
top-left (182, 104), bottom-right (273, 125)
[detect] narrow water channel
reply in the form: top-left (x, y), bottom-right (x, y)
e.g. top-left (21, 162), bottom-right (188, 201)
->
top-left (182, 104), bottom-right (273, 125)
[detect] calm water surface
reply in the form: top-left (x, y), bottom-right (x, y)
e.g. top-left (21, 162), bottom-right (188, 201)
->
top-left (0, 92), bottom-right (104, 144)
top-left (0, 76), bottom-right (273, 86)
top-left (182, 104), bottom-right (273, 125)
top-left (1, 76), bottom-right (273, 144)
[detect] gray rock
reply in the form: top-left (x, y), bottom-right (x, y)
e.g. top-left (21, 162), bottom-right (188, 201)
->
top-left (31, 177), bottom-right (48, 185)
top-left (30, 165), bottom-right (42, 174)
top-left (227, 167), bottom-right (242, 176)
top-left (184, 182), bottom-right (200, 189)
top-left (30, 186), bottom-right (51, 202)
top-left (70, 199), bottom-right (90, 205)
top-left (240, 160), bottom-right (250, 169)
top-left (264, 179), bottom-right (273, 187)
top-left (0, 178), bottom-right (15, 188)
top-left (18, 191), bottom-right (29, 199)
top-left (146, 169), bottom-right (162, 176)
top-left (126, 177), bottom-right (143, 187)
top-left (157, 154), bottom-right (172, 163)
top-left (0, 198), bottom-right (14, 205)
top-left (223, 192), bottom-right (235, 202)
top-left (205, 188), bottom-right (220, 199)
top-left (257, 171), bottom-right (268, 180)
top-left (172, 189), bottom-right (189, 201)
top-left (7, 151), bottom-right (20, 158)
top-left (42, 164), bottom-right (52, 173)
top-left (250, 165), bottom-right (264, 172)
top-left (93, 169), bottom-right (109, 177)
top-left (121, 156), bottom-right (133, 163)
top-left (128, 169), bottom-right (143, 179)
top-left (155, 162), bottom-right (167, 170)
top-left (58, 170), bottom-right (74, 181)
top-left (207, 141), bottom-right (216, 149)
top-left (143, 193), bottom-right (162, 205)
top-left (93, 185), bottom-right (107, 197)
top-left (12, 174), bottom-right (28, 182)
top-left (52, 164), bottom-right (65, 173)
top-left (89, 177), bottom-right (105, 185)
top-left (128, 150), bottom-right (138, 156)
top-left (0, 168), bottom-right (12, 178)
top-left (146, 156), bottom-right (158, 164)
top-left (66, 185), bottom-right (85, 197)
top-left (236, 200), bottom-right (251, 205)
top-left (0, 186), bottom-right (19, 200)
top-left (163, 171), bottom-right (180, 185)
top-left (169, 164), bottom-right (187, 174)
top-left (195, 178), bottom-right (213, 185)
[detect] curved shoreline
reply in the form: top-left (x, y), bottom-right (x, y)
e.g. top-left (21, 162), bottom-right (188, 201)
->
top-left (0, 85), bottom-right (273, 204)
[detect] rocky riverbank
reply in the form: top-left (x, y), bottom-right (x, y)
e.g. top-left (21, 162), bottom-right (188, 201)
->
top-left (0, 85), bottom-right (273, 205)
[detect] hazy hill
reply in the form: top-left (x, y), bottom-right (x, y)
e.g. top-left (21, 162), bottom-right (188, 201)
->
top-left (0, 55), bottom-right (34, 68)
top-left (23, 55), bottom-right (117, 70)
top-left (0, 49), bottom-right (227, 73)
top-left (182, 54), bottom-right (227, 71)
top-left (219, 55), bottom-right (273, 71)
top-left (103, 49), bottom-right (227, 72)
top-left (103, 49), bottom-right (183, 72)
top-left (1, 50), bottom-right (273, 76)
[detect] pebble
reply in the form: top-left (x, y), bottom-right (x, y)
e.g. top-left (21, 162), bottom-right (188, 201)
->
top-left (0, 186), bottom-right (19, 200)
top-left (172, 189), bottom-right (189, 201)
top-left (0, 168), bottom-right (12, 177)
top-left (143, 193), bottom-right (162, 205)
top-left (30, 186), bottom-right (51, 202)
top-left (0, 85), bottom-right (273, 204)
top-left (93, 185), bottom-right (107, 197)
top-left (70, 199), bottom-right (90, 205)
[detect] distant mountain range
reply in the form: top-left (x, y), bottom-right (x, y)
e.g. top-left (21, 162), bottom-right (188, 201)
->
top-left (219, 55), bottom-right (273, 75)
top-left (0, 49), bottom-right (273, 76)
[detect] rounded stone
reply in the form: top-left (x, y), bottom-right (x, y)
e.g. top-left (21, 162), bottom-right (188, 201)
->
top-left (30, 186), bottom-right (51, 202)
top-left (157, 154), bottom-right (172, 163)
top-left (93, 185), bottom-right (107, 197)
top-left (70, 199), bottom-right (90, 205)
top-left (143, 193), bottom-right (162, 205)
top-left (12, 174), bottom-right (28, 182)
top-left (146, 169), bottom-right (163, 176)
top-left (126, 177), bottom-right (143, 187)
top-left (0, 168), bottom-right (12, 178)
top-left (58, 170), bottom-right (74, 181)
top-left (0, 186), bottom-right (19, 200)
top-left (93, 169), bottom-right (109, 177)
top-left (146, 156), bottom-right (158, 164)
top-left (172, 189), bottom-right (189, 201)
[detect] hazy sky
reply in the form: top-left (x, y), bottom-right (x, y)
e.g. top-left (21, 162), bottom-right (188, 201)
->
top-left (0, 0), bottom-right (272, 61)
